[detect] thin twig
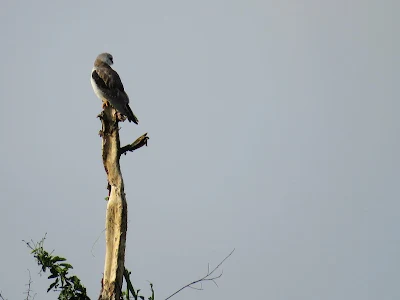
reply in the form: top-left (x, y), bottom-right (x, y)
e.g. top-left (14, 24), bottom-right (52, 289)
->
top-left (91, 228), bottom-right (106, 257)
top-left (188, 283), bottom-right (203, 290)
top-left (0, 291), bottom-right (7, 300)
top-left (24, 269), bottom-right (36, 300)
top-left (164, 249), bottom-right (235, 300)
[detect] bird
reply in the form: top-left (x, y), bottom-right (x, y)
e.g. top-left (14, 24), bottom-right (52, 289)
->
top-left (91, 53), bottom-right (139, 124)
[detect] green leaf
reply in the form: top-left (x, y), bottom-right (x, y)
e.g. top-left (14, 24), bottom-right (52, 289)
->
top-left (71, 275), bottom-right (80, 285)
top-left (47, 279), bottom-right (59, 292)
top-left (59, 263), bottom-right (73, 269)
top-left (51, 256), bottom-right (67, 263)
top-left (48, 274), bottom-right (58, 279)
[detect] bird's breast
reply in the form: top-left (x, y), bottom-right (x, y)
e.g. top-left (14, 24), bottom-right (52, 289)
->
top-left (91, 69), bottom-right (105, 100)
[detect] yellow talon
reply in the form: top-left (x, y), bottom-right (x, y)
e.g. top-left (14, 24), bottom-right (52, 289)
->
top-left (102, 100), bottom-right (110, 109)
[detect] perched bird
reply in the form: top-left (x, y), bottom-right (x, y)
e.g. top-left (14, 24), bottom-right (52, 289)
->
top-left (91, 53), bottom-right (139, 124)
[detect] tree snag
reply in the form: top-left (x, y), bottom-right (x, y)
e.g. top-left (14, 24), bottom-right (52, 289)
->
top-left (98, 106), bottom-right (148, 300)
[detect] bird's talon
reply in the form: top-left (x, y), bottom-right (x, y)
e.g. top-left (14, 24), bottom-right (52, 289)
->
top-left (102, 101), bottom-right (110, 109)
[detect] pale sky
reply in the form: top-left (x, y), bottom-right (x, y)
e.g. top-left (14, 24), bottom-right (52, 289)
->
top-left (0, 1), bottom-right (399, 299)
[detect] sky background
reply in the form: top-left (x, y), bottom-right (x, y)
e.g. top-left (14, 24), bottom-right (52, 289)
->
top-left (0, 0), bottom-right (399, 299)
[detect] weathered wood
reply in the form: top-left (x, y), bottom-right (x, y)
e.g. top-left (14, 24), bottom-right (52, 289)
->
top-left (99, 106), bottom-right (127, 300)
top-left (97, 106), bottom-right (148, 300)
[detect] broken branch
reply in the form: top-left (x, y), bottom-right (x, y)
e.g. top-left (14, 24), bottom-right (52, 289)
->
top-left (119, 133), bottom-right (149, 156)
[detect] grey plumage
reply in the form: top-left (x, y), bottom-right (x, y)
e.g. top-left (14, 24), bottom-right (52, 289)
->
top-left (91, 53), bottom-right (138, 124)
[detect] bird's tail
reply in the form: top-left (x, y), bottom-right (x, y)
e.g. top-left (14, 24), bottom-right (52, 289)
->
top-left (126, 104), bottom-right (139, 124)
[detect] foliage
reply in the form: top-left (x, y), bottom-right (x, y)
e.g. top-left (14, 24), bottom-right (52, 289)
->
top-left (122, 268), bottom-right (154, 300)
top-left (24, 236), bottom-right (155, 300)
top-left (23, 236), bottom-right (232, 300)
top-left (24, 236), bottom-right (90, 300)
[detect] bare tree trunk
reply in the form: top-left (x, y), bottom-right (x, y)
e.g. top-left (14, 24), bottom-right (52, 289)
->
top-left (99, 106), bottom-right (127, 300)
top-left (98, 106), bottom-right (148, 300)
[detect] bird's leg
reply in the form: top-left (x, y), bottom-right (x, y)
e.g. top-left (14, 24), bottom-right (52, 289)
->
top-left (116, 111), bottom-right (126, 122)
top-left (102, 100), bottom-right (110, 109)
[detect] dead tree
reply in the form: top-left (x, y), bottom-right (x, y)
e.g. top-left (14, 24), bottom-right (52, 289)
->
top-left (98, 106), bottom-right (148, 300)
top-left (19, 103), bottom-right (233, 300)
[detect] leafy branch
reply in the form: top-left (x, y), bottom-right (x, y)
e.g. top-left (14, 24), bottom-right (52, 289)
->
top-left (23, 235), bottom-right (90, 300)
top-left (122, 268), bottom-right (154, 300)
top-left (22, 237), bottom-right (233, 300)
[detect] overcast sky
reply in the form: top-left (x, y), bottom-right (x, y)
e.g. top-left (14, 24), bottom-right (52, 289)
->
top-left (0, 1), bottom-right (399, 299)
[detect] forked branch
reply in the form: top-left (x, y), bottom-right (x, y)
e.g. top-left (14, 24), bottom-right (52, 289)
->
top-left (164, 249), bottom-right (235, 300)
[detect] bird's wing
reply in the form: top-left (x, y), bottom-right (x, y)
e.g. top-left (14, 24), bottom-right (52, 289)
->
top-left (126, 104), bottom-right (139, 124)
top-left (92, 66), bottom-right (127, 101)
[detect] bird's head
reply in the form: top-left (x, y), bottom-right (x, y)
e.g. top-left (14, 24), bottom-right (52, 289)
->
top-left (96, 53), bottom-right (114, 66)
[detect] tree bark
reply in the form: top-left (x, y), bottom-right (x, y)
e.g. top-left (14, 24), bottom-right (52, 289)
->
top-left (98, 106), bottom-right (148, 300)
top-left (99, 106), bottom-right (127, 300)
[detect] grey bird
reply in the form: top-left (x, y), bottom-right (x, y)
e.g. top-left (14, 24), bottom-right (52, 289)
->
top-left (91, 53), bottom-right (139, 124)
